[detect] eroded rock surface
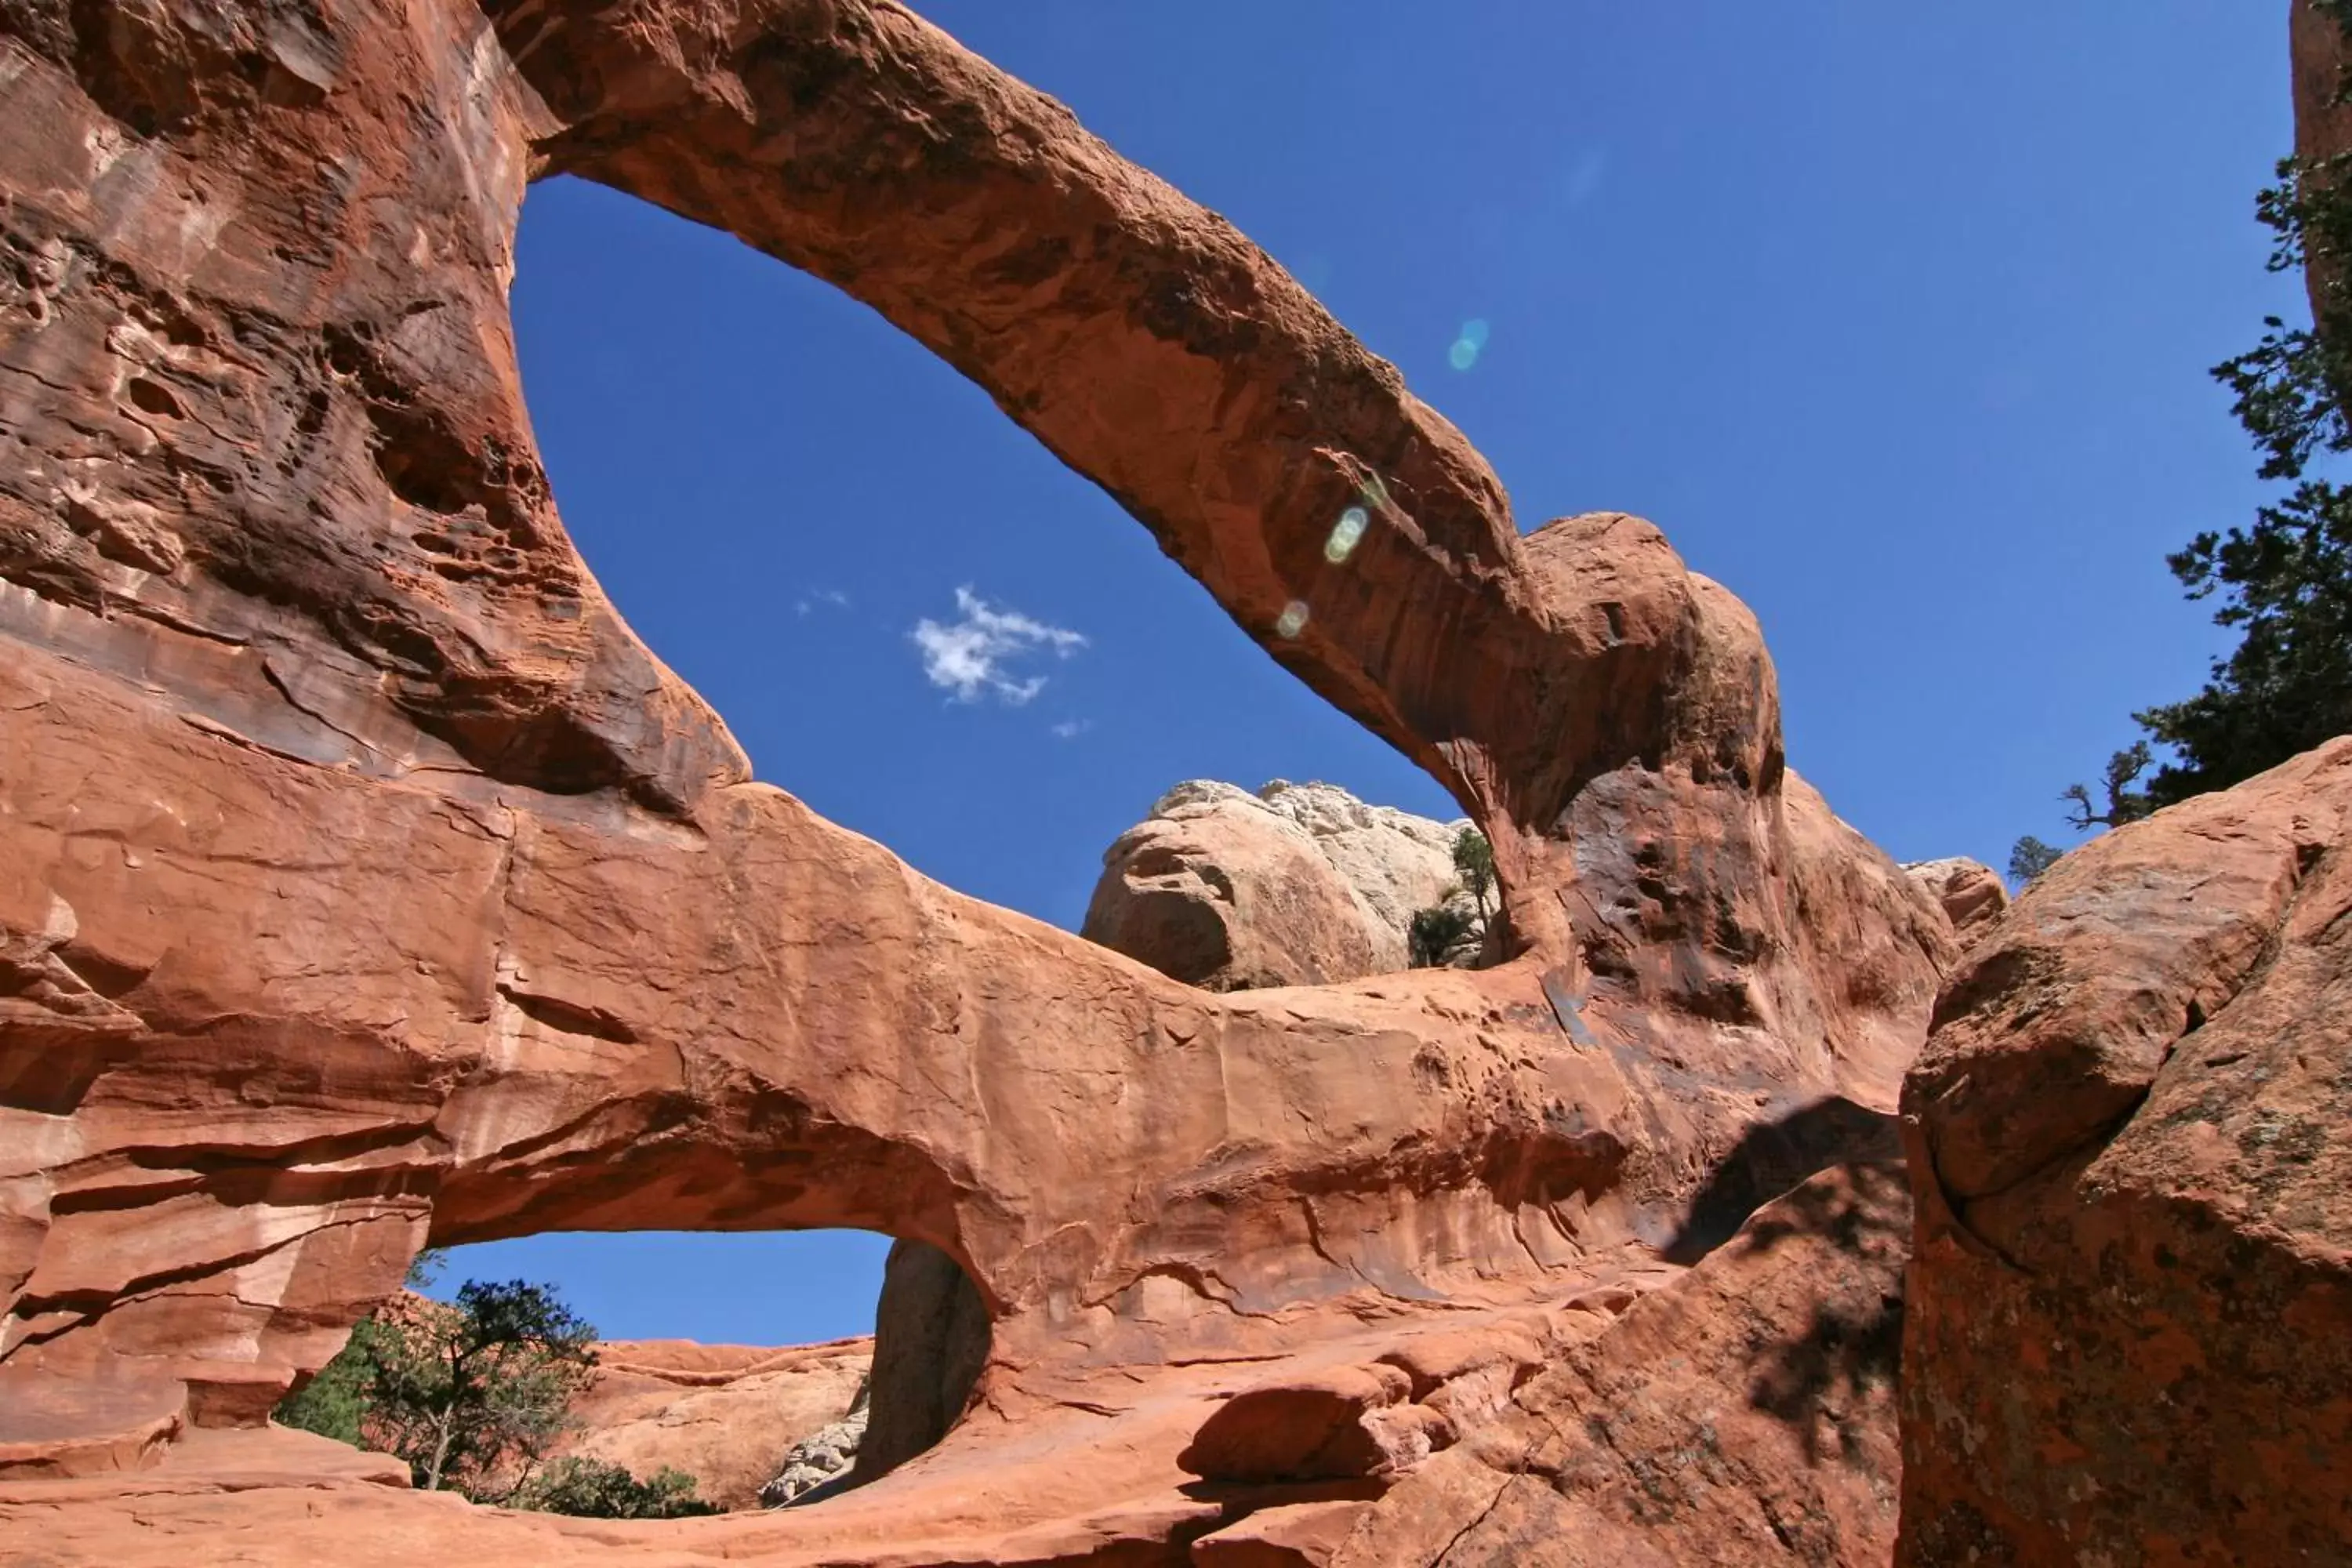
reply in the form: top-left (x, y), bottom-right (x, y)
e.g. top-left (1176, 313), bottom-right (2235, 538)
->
top-left (2296, 0), bottom-right (2352, 321)
top-left (1083, 779), bottom-right (1471, 989)
top-left (564, 1337), bottom-right (870, 1512)
top-left (0, 0), bottom-right (1962, 1561)
top-left (1334, 1163), bottom-right (1910, 1567)
top-left (1899, 739), bottom-right (2352, 1565)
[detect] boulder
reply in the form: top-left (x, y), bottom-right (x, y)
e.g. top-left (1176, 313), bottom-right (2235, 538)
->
top-left (1253, 780), bottom-right (1475, 948)
top-left (1082, 779), bottom-right (1472, 989)
top-left (1900, 857), bottom-right (2008, 940)
top-left (1899, 739), bottom-right (2352, 1565)
top-left (1178, 1362), bottom-right (1421, 1484)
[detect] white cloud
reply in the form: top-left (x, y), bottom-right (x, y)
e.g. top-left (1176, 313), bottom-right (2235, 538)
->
top-left (797, 587), bottom-right (851, 617)
top-left (1051, 719), bottom-right (1090, 739)
top-left (912, 586), bottom-right (1087, 705)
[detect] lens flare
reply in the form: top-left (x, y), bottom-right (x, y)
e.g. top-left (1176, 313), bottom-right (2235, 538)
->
top-left (1449, 318), bottom-right (1491, 372)
top-left (1325, 505), bottom-right (1368, 563)
top-left (1275, 601), bottom-right (1309, 638)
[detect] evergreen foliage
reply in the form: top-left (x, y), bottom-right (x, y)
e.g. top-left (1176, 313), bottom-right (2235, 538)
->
top-left (366, 1279), bottom-right (599, 1497)
top-left (2006, 836), bottom-right (2064, 886)
top-left (274, 1263), bottom-right (716, 1515)
top-left (1406, 827), bottom-right (1493, 967)
top-left (1450, 826), bottom-right (1495, 920)
top-left (273, 1317), bottom-right (380, 1446)
top-left (513, 1456), bottom-right (720, 1519)
top-left (2135, 481), bottom-right (2352, 804)
top-left (1408, 904), bottom-right (1476, 968)
top-left (2014, 8), bottom-right (2352, 873)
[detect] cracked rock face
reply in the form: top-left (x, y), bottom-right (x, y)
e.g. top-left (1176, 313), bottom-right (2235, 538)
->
top-left (1083, 779), bottom-right (1473, 989)
top-left (759, 1384), bottom-right (868, 1509)
top-left (0, 0), bottom-right (1970, 1560)
top-left (1335, 1163), bottom-right (1911, 1568)
top-left (1897, 739), bottom-right (2352, 1566)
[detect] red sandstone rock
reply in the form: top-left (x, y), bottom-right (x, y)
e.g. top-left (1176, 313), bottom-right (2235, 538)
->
top-left (1083, 783), bottom-right (1392, 990)
top-left (1191, 1499), bottom-right (1370, 1566)
top-left (0, 0), bottom-right (1960, 1560)
top-left (848, 1239), bottom-right (988, 1490)
top-left (1899, 739), bottom-right (2352, 1565)
top-left (1330, 1163), bottom-right (1911, 1567)
top-left (0, 1367), bottom-right (183, 1479)
top-left (1178, 1363), bottom-right (1417, 1485)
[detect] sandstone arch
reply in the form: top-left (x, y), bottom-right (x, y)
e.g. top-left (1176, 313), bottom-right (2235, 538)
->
top-left (0, 0), bottom-right (1951, 1543)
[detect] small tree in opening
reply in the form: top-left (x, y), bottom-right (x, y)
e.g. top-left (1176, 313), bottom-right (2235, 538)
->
top-left (2008, 746), bottom-right (2152, 889)
top-left (2061, 742), bottom-right (2156, 831)
top-left (1408, 904), bottom-right (1476, 968)
top-left (1407, 828), bottom-right (1494, 967)
top-left (276, 1258), bottom-right (716, 1515)
top-left (367, 1278), bottom-right (599, 1497)
top-left (1450, 826), bottom-right (1495, 922)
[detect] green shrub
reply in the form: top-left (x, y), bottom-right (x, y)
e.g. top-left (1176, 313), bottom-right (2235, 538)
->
top-left (270, 1264), bottom-right (718, 1513)
top-left (274, 1317), bottom-right (382, 1446)
top-left (1408, 904), bottom-right (1475, 967)
top-left (1450, 827), bottom-right (1494, 919)
top-left (514, 1456), bottom-right (720, 1519)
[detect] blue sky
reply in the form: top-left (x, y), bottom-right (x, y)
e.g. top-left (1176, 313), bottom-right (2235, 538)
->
top-left (437, 3), bottom-right (2297, 1345)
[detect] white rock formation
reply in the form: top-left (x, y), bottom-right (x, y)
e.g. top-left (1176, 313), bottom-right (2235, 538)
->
top-left (1082, 779), bottom-right (1478, 989)
top-left (759, 1377), bottom-right (870, 1508)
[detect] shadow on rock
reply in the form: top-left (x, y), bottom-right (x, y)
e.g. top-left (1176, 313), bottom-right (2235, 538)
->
top-left (1661, 1096), bottom-right (1903, 1265)
top-left (1739, 1163), bottom-right (1910, 1465)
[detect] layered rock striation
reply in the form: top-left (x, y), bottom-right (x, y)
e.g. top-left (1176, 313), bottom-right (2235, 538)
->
top-left (1335, 1163), bottom-right (1911, 1567)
